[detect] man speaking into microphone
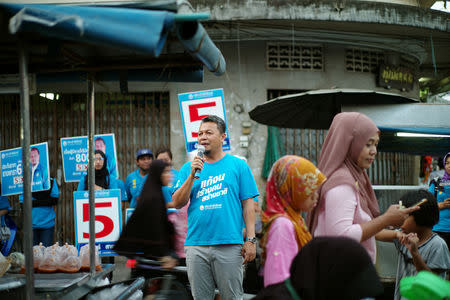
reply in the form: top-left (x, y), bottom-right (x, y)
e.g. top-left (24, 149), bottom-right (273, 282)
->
top-left (172, 115), bottom-right (259, 300)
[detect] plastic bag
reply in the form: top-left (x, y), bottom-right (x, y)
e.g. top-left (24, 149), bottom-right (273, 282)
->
top-left (58, 255), bottom-right (81, 273)
top-left (38, 248), bottom-right (59, 273)
top-left (7, 252), bottom-right (25, 273)
top-left (33, 244), bottom-right (44, 270)
top-left (57, 243), bottom-right (78, 262)
top-left (0, 251), bottom-right (10, 277)
top-left (79, 244), bottom-right (102, 271)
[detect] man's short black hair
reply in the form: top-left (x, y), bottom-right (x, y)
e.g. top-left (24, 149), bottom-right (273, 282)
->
top-left (155, 148), bottom-right (173, 160)
top-left (201, 115), bottom-right (226, 134)
top-left (95, 137), bottom-right (105, 145)
top-left (400, 189), bottom-right (439, 227)
top-left (30, 147), bottom-right (39, 154)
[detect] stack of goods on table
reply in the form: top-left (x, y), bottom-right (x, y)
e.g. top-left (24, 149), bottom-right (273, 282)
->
top-left (33, 242), bottom-right (102, 273)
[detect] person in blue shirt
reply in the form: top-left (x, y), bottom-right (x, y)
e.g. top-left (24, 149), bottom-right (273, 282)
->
top-left (125, 148), bottom-right (153, 208)
top-left (19, 177), bottom-right (59, 246)
top-left (172, 115), bottom-right (259, 300)
top-left (30, 147), bottom-right (49, 191)
top-left (428, 152), bottom-right (450, 249)
top-left (0, 188), bottom-right (9, 217)
top-left (95, 137), bottom-right (118, 179)
top-left (0, 186), bottom-right (13, 255)
top-left (77, 150), bottom-right (126, 201)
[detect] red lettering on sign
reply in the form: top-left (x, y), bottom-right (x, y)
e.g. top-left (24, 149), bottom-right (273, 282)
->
top-left (82, 202), bottom-right (114, 239)
top-left (188, 102), bottom-right (216, 138)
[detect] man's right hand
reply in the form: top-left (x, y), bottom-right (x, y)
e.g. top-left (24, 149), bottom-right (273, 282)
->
top-left (190, 155), bottom-right (205, 177)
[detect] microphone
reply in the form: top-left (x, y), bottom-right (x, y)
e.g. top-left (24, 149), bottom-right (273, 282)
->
top-left (194, 145), bottom-right (205, 179)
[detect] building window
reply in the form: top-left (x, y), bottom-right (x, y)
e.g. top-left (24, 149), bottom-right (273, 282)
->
top-left (267, 43), bottom-right (323, 71)
top-left (345, 48), bottom-right (384, 73)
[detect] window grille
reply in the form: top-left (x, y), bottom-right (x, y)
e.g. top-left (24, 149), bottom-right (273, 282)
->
top-left (267, 43), bottom-right (323, 71)
top-left (345, 48), bottom-right (384, 73)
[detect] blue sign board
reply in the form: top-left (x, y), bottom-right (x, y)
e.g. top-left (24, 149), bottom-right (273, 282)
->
top-left (61, 133), bottom-right (118, 182)
top-left (73, 189), bottom-right (122, 257)
top-left (178, 88), bottom-right (230, 153)
top-left (0, 142), bottom-right (50, 196)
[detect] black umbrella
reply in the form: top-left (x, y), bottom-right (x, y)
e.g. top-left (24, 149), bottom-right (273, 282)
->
top-left (249, 88), bottom-right (417, 129)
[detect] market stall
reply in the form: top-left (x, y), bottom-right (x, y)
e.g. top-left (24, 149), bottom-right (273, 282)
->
top-left (0, 1), bottom-right (226, 298)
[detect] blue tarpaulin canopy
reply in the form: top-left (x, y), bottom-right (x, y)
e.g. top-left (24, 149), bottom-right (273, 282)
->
top-left (0, 2), bottom-right (225, 76)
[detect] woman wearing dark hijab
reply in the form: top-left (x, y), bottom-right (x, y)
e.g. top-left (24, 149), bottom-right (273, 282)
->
top-left (114, 159), bottom-right (177, 267)
top-left (77, 150), bottom-right (126, 200)
top-left (252, 236), bottom-right (384, 300)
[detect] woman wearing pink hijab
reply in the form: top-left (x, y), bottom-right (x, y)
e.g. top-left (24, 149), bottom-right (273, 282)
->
top-left (307, 112), bottom-right (419, 262)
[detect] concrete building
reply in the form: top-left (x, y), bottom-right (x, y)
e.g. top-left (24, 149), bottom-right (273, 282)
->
top-left (29, 0), bottom-right (449, 189)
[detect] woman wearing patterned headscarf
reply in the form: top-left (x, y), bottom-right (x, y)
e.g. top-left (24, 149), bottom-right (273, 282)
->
top-left (307, 112), bottom-right (418, 263)
top-left (260, 155), bottom-right (326, 287)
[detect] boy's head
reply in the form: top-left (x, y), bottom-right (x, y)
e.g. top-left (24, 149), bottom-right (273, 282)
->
top-left (400, 189), bottom-right (439, 232)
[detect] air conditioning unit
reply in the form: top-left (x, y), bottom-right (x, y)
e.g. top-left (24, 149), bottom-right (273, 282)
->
top-left (0, 74), bottom-right (36, 94)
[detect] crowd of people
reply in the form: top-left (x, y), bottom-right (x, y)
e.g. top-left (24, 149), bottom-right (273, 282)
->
top-left (1, 112), bottom-right (449, 300)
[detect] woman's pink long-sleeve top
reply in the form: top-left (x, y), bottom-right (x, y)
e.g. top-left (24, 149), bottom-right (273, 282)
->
top-left (313, 184), bottom-right (376, 263)
top-left (263, 216), bottom-right (299, 287)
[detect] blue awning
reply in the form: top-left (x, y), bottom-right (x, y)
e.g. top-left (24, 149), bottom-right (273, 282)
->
top-left (0, 3), bottom-right (225, 75)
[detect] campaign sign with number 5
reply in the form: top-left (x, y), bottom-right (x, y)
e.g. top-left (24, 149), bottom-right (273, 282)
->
top-left (73, 189), bottom-right (122, 256)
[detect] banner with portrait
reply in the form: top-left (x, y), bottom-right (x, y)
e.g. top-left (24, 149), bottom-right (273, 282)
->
top-left (0, 142), bottom-right (50, 196)
top-left (60, 133), bottom-right (118, 182)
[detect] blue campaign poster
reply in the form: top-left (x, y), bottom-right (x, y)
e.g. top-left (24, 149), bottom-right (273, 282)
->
top-left (178, 88), bottom-right (230, 153)
top-left (73, 189), bottom-right (122, 257)
top-left (61, 133), bottom-right (118, 182)
top-left (0, 142), bottom-right (50, 196)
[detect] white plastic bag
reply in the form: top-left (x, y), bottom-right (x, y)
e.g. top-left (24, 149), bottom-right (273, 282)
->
top-left (0, 252), bottom-right (11, 277)
top-left (79, 244), bottom-right (101, 271)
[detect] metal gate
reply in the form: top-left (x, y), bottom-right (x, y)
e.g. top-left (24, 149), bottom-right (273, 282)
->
top-left (0, 91), bottom-right (170, 245)
top-left (268, 89), bottom-right (416, 185)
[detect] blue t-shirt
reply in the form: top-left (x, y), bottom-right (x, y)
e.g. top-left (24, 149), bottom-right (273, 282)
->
top-left (173, 154), bottom-right (259, 246)
top-left (429, 182), bottom-right (450, 233)
top-left (20, 178), bottom-right (59, 229)
top-left (125, 169), bottom-right (147, 208)
top-left (32, 163), bottom-right (49, 191)
top-left (105, 153), bottom-right (118, 179)
top-left (77, 175), bottom-right (127, 201)
top-left (0, 195), bottom-right (10, 211)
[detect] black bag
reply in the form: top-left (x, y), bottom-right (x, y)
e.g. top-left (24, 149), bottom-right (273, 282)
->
top-left (429, 177), bottom-right (443, 197)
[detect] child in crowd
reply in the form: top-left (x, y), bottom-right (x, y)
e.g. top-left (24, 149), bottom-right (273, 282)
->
top-left (260, 155), bottom-right (326, 287)
top-left (377, 189), bottom-right (450, 300)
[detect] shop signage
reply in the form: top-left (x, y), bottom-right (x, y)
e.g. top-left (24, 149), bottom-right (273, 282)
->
top-left (379, 64), bottom-right (414, 91)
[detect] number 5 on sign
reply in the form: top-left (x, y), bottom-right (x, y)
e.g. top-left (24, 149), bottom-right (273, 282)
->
top-left (73, 189), bottom-right (122, 249)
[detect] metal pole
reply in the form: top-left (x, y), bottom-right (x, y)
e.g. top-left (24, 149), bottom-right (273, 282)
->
top-left (87, 75), bottom-right (96, 276)
top-left (19, 41), bottom-right (34, 300)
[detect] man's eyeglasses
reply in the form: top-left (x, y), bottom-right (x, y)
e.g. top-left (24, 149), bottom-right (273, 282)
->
top-left (94, 157), bottom-right (104, 161)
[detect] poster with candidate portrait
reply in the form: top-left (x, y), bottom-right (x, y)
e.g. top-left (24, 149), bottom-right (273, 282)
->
top-left (60, 133), bottom-right (118, 182)
top-left (178, 88), bottom-right (230, 154)
top-left (0, 142), bottom-right (50, 196)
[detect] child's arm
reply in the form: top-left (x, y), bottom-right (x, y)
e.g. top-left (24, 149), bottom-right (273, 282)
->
top-left (403, 233), bottom-right (433, 273)
top-left (375, 229), bottom-right (404, 242)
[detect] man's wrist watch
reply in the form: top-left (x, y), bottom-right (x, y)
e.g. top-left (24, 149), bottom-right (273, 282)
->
top-left (245, 237), bottom-right (257, 244)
